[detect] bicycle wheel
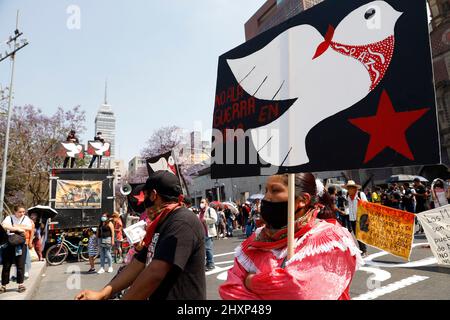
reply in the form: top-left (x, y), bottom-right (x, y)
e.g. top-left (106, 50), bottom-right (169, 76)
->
top-left (46, 244), bottom-right (69, 266)
top-left (80, 245), bottom-right (91, 261)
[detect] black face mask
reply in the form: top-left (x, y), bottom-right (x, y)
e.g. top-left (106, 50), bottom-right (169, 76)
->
top-left (260, 200), bottom-right (299, 229)
top-left (144, 197), bottom-right (154, 209)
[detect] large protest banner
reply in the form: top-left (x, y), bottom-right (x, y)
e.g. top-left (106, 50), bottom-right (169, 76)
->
top-left (211, 0), bottom-right (439, 179)
top-left (55, 180), bottom-right (102, 209)
top-left (356, 201), bottom-right (415, 260)
top-left (417, 204), bottom-right (450, 265)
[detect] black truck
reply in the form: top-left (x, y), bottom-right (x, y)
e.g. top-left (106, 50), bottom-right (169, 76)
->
top-left (46, 168), bottom-right (115, 247)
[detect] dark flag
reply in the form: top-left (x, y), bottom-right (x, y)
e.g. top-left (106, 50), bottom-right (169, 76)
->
top-left (146, 150), bottom-right (189, 196)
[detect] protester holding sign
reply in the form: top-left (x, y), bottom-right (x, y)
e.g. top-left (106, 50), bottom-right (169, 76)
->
top-left (219, 173), bottom-right (362, 300)
top-left (431, 179), bottom-right (449, 208)
top-left (344, 180), bottom-right (368, 257)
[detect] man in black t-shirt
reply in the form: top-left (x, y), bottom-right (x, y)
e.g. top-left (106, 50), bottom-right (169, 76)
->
top-left (402, 183), bottom-right (414, 213)
top-left (413, 178), bottom-right (428, 234)
top-left (76, 170), bottom-right (206, 300)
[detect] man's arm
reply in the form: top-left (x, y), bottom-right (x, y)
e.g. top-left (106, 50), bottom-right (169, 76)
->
top-left (121, 259), bottom-right (172, 300)
top-left (76, 257), bottom-right (145, 300)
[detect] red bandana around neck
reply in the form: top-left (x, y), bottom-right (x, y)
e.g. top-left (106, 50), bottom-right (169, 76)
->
top-left (243, 205), bottom-right (321, 251)
top-left (143, 202), bottom-right (183, 247)
top-left (313, 25), bottom-right (395, 91)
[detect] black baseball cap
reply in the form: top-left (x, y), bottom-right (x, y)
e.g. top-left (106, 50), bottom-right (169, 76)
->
top-left (144, 170), bottom-right (182, 199)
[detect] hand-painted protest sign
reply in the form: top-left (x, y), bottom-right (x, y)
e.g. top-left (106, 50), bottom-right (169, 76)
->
top-left (356, 200), bottom-right (415, 260)
top-left (55, 180), bottom-right (102, 209)
top-left (87, 141), bottom-right (111, 157)
top-left (417, 204), bottom-right (450, 265)
top-left (211, 0), bottom-right (439, 179)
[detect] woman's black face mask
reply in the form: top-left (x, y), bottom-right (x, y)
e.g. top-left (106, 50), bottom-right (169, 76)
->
top-left (260, 199), bottom-right (300, 229)
top-left (144, 194), bottom-right (155, 209)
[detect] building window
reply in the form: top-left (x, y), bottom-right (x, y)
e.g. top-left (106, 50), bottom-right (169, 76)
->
top-left (258, 3), bottom-right (277, 26)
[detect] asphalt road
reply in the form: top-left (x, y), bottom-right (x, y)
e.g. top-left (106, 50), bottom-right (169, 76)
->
top-left (32, 230), bottom-right (450, 300)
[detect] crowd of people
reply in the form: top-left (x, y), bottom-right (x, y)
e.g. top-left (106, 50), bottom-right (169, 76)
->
top-left (328, 177), bottom-right (450, 237)
top-left (2, 171), bottom-right (449, 299)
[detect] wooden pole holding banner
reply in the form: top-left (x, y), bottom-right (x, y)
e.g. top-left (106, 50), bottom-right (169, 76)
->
top-left (288, 173), bottom-right (296, 260)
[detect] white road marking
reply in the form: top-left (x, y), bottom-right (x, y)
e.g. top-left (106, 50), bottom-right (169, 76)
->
top-left (215, 260), bottom-right (234, 265)
top-left (206, 265), bottom-right (233, 276)
top-left (364, 243), bottom-right (437, 268)
top-left (352, 275), bottom-right (429, 300)
top-left (217, 271), bottom-right (228, 281)
top-left (213, 252), bottom-right (235, 258)
top-left (358, 267), bottom-right (391, 282)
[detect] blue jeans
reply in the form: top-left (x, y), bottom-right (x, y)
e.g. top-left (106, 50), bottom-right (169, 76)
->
top-left (99, 245), bottom-right (112, 269)
top-left (226, 217), bottom-right (233, 237)
top-left (25, 247), bottom-right (31, 273)
top-left (205, 237), bottom-right (214, 268)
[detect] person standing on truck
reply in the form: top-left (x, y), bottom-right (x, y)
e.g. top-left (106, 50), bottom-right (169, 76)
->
top-left (97, 214), bottom-right (115, 274)
top-left (63, 129), bottom-right (79, 168)
top-left (88, 132), bottom-right (105, 169)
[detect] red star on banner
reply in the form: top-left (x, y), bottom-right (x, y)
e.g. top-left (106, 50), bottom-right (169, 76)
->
top-left (133, 191), bottom-right (145, 206)
top-left (349, 90), bottom-right (429, 164)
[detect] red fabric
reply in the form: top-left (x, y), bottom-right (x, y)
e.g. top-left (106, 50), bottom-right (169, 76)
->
top-left (312, 25), bottom-right (335, 60)
top-left (219, 219), bottom-right (359, 300)
top-left (143, 203), bottom-right (182, 246)
top-left (331, 36), bottom-right (395, 90)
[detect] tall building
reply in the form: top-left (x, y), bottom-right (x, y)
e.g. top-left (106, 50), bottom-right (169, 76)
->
top-left (429, 0), bottom-right (450, 165)
top-left (128, 156), bottom-right (147, 182)
top-left (112, 159), bottom-right (126, 185)
top-left (95, 81), bottom-right (116, 165)
top-left (245, 0), bottom-right (323, 41)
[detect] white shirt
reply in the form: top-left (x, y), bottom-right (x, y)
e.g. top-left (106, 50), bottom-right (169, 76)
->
top-left (2, 215), bottom-right (33, 235)
top-left (346, 192), bottom-right (367, 222)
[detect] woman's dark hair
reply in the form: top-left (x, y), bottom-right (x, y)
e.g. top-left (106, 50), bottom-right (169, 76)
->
top-left (434, 180), bottom-right (444, 188)
top-left (328, 186), bottom-right (336, 195)
top-left (13, 205), bottom-right (25, 212)
top-left (280, 173), bottom-right (335, 220)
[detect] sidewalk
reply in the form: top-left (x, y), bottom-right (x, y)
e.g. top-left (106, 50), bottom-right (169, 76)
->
top-left (0, 261), bottom-right (47, 300)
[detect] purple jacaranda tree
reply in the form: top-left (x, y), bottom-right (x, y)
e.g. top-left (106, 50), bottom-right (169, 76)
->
top-left (0, 105), bottom-right (86, 211)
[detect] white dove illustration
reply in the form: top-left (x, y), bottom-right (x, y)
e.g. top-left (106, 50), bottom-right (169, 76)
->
top-left (148, 156), bottom-right (177, 175)
top-left (62, 143), bottom-right (83, 158)
top-left (90, 142), bottom-right (110, 155)
top-left (227, 0), bottom-right (402, 167)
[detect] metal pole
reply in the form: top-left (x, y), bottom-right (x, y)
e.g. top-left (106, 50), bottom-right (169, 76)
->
top-left (287, 173), bottom-right (295, 260)
top-left (0, 11), bottom-right (25, 215)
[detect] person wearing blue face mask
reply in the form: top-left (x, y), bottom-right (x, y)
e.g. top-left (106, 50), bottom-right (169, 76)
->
top-left (97, 213), bottom-right (115, 274)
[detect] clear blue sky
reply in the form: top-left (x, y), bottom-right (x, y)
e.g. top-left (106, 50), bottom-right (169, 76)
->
top-left (0, 0), bottom-right (266, 163)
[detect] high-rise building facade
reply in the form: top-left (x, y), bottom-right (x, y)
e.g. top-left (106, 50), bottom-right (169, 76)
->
top-left (429, 0), bottom-right (450, 165)
top-left (95, 82), bottom-right (116, 165)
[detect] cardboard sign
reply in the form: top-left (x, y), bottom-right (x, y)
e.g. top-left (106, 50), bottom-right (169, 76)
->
top-left (211, 0), bottom-right (439, 178)
top-left (417, 204), bottom-right (450, 265)
top-left (57, 142), bottom-right (84, 159)
top-left (87, 141), bottom-right (111, 157)
top-left (356, 200), bottom-right (415, 260)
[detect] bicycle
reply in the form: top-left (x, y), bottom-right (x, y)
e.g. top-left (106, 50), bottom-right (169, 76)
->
top-left (45, 232), bottom-right (93, 266)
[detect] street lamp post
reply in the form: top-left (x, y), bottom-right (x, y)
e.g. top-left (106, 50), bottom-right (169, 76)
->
top-left (0, 11), bottom-right (29, 215)
top-left (214, 180), bottom-right (220, 202)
